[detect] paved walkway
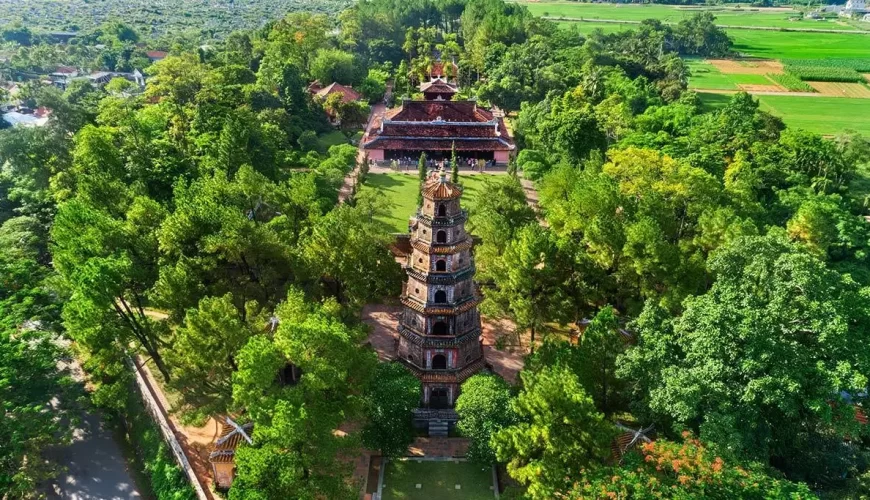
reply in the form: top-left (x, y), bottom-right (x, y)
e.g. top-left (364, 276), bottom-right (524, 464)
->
top-left (46, 354), bottom-right (142, 500)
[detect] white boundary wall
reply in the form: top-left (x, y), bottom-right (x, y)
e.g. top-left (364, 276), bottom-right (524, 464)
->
top-left (128, 357), bottom-right (210, 500)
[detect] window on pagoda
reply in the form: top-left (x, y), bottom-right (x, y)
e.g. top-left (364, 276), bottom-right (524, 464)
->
top-left (435, 260), bottom-right (446, 271)
top-left (432, 354), bottom-right (447, 370)
top-left (434, 290), bottom-right (447, 303)
top-left (436, 230), bottom-right (447, 243)
top-left (438, 204), bottom-right (447, 216)
top-left (433, 321), bottom-right (448, 335)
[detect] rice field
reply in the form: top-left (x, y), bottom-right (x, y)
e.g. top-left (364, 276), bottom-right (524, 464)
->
top-left (526, 2), bottom-right (860, 31)
top-left (699, 93), bottom-right (870, 135)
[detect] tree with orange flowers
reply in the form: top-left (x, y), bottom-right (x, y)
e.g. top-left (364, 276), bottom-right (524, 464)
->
top-left (570, 432), bottom-right (814, 499)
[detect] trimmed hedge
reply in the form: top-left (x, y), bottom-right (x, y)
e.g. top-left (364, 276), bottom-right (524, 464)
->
top-left (783, 65), bottom-right (864, 83)
top-left (767, 73), bottom-right (815, 92)
top-left (120, 389), bottom-right (197, 500)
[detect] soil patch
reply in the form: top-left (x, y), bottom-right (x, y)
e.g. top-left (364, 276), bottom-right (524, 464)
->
top-left (709, 58), bottom-right (784, 75)
top-left (738, 83), bottom-right (785, 92)
top-left (808, 81), bottom-right (870, 98)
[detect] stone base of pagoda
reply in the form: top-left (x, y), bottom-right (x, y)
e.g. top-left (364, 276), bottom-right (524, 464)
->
top-left (398, 356), bottom-right (487, 409)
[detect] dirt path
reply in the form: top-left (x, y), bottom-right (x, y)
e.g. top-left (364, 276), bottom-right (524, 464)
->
top-left (339, 102), bottom-right (386, 204)
top-left (544, 16), bottom-right (870, 34)
top-left (695, 88), bottom-right (824, 97)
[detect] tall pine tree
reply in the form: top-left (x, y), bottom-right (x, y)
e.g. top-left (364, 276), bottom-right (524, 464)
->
top-left (451, 141), bottom-right (459, 183)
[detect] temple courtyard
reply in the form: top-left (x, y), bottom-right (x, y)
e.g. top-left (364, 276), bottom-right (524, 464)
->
top-left (380, 459), bottom-right (496, 500)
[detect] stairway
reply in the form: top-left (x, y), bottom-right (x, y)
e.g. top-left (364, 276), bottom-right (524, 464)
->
top-left (428, 419), bottom-right (449, 437)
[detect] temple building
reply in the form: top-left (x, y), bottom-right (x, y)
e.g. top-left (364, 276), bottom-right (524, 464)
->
top-left (397, 170), bottom-right (485, 412)
top-left (209, 417), bottom-right (253, 490)
top-left (361, 79), bottom-right (515, 165)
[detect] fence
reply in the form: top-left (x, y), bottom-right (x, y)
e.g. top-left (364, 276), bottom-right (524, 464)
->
top-left (128, 356), bottom-right (211, 500)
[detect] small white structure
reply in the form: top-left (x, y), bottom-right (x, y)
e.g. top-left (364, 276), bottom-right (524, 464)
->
top-left (2, 111), bottom-right (49, 128)
top-left (841, 0), bottom-right (869, 17)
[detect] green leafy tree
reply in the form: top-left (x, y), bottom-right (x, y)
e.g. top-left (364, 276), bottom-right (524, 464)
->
top-left (484, 224), bottom-right (565, 352)
top-left (467, 176), bottom-right (536, 278)
top-left (619, 234), bottom-right (870, 487)
top-left (230, 289), bottom-right (376, 499)
top-left (0, 330), bottom-right (75, 498)
top-left (417, 152), bottom-right (427, 206)
top-left (310, 48), bottom-right (362, 86)
top-left (455, 374), bottom-right (517, 464)
top-left (493, 366), bottom-right (614, 500)
top-left (450, 142), bottom-right (459, 183)
top-left (301, 199), bottom-right (403, 308)
top-left (166, 294), bottom-right (264, 421)
top-left (361, 362), bottom-right (420, 458)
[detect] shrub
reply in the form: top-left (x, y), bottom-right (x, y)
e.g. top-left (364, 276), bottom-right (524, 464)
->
top-left (767, 73), bottom-right (815, 92)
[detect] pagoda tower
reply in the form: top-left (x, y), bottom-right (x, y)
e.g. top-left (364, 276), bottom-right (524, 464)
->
top-left (397, 170), bottom-right (485, 409)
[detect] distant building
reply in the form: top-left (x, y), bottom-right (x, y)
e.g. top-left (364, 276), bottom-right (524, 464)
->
top-left (841, 0), bottom-right (868, 17)
top-left (46, 31), bottom-right (78, 43)
top-left (146, 50), bottom-right (168, 63)
top-left (87, 71), bottom-right (114, 86)
top-left (49, 66), bottom-right (78, 90)
top-left (313, 82), bottom-right (362, 104)
top-left (2, 110), bottom-right (49, 128)
top-left (362, 79), bottom-right (515, 165)
top-left (420, 77), bottom-right (458, 101)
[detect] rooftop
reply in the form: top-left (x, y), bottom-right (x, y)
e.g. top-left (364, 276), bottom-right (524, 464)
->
top-left (314, 82), bottom-right (361, 103)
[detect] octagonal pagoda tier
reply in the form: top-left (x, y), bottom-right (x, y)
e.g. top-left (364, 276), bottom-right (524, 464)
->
top-left (397, 170), bottom-right (485, 409)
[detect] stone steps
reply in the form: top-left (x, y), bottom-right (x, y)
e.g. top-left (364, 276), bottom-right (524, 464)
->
top-left (428, 419), bottom-right (449, 437)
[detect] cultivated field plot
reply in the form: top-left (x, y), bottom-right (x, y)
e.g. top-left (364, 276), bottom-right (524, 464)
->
top-left (697, 93), bottom-right (870, 135)
top-left (687, 59), bottom-right (782, 90)
top-left (728, 30), bottom-right (870, 60)
top-left (380, 460), bottom-right (495, 500)
top-left (359, 173), bottom-right (489, 233)
top-left (807, 81), bottom-right (870, 98)
top-left (708, 59), bottom-right (783, 75)
top-left (524, 2), bottom-right (859, 30)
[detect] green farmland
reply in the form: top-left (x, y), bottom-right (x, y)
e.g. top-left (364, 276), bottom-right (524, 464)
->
top-left (699, 93), bottom-right (870, 135)
top-left (526, 2), bottom-right (861, 30)
top-left (685, 59), bottom-right (773, 90)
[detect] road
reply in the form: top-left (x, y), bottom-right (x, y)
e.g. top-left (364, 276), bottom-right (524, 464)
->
top-left (44, 348), bottom-right (143, 500)
top-left (46, 412), bottom-right (143, 500)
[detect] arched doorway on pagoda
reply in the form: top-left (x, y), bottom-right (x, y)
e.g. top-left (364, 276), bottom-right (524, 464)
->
top-left (432, 321), bottom-right (449, 335)
top-left (432, 354), bottom-right (447, 369)
top-left (435, 259), bottom-right (447, 271)
top-left (436, 230), bottom-right (447, 243)
top-left (430, 387), bottom-right (450, 409)
top-left (434, 290), bottom-right (447, 303)
top-left (438, 204), bottom-right (447, 216)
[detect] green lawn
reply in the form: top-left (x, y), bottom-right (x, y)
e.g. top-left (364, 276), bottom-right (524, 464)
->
top-left (698, 92), bottom-right (870, 135)
top-left (381, 460), bottom-right (495, 500)
top-left (526, 2), bottom-right (859, 30)
top-left (317, 130), bottom-right (349, 151)
top-left (685, 59), bottom-right (773, 90)
top-left (359, 172), bottom-right (491, 233)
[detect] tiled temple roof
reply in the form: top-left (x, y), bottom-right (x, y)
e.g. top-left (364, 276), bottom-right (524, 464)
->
top-left (420, 78), bottom-right (458, 94)
top-left (362, 100), bottom-right (515, 152)
top-left (314, 82), bottom-right (361, 103)
top-left (209, 418), bottom-right (253, 464)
